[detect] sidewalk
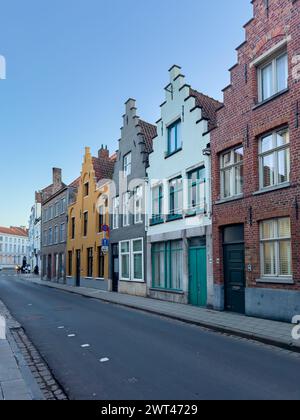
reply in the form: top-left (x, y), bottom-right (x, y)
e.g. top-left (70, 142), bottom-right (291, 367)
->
top-left (0, 301), bottom-right (44, 400)
top-left (23, 275), bottom-right (300, 353)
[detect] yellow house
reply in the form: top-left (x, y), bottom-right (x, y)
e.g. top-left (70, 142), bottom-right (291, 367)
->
top-left (66, 146), bottom-right (116, 290)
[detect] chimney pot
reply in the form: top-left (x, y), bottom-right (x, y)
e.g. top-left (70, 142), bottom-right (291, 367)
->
top-left (98, 146), bottom-right (109, 159)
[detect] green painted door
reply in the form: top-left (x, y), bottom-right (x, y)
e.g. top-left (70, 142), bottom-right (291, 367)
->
top-left (224, 244), bottom-right (245, 314)
top-left (189, 247), bottom-right (207, 307)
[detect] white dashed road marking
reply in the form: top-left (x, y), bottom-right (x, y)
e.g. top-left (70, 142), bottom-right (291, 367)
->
top-left (81, 344), bottom-right (90, 348)
top-left (100, 358), bottom-right (110, 363)
top-left (68, 334), bottom-right (76, 338)
top-left (58, 326), bottom-right (65, 329)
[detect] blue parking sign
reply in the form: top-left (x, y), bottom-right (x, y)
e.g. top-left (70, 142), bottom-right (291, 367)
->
top-left (102, 238), bottom-right (109, 247)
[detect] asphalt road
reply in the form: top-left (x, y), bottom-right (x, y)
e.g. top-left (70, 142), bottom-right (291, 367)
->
top-left (0, 273), bottom-right (300, 400)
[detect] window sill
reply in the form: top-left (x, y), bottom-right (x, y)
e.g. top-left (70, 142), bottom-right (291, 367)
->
top-left (150, 218), bottom-right (164, 226)
top-left (215, 194), bottom-right (244, 205)
top-left (185, 209), bottom-right (206, 218)
top-left (164, 148), bottom-right (183, 159)
top-left (253, 88), bottom-right (289, 110)
top-left (120, 279), bottom-right (145, 284)
top-left (166, 215), bottom-right (183, 222)
top-left (253, 182), bottom-right (291, 196)
top-left (150, 287), bottom-right (184, 295)
top-left (256, 277), bottom-right (294, 285)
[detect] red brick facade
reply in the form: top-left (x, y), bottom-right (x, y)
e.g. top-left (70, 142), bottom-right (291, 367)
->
top-left (211, 0), bottom-right (300, 319)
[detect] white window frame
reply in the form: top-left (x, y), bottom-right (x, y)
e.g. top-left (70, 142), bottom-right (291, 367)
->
top-left (119, 240), bottom-right (130, 281)
top-left (134, 186), bottom-right (143, 224)
top-left (119, 238), bottom-right (144, 283)
top-left (131, 238), bottom-right (144, 282)
top-left (258, 51), bottom-right (288, 103)
top-left (112, 197), bottom-right (119, 229)
top-left (259, 128), bottom-right (290, 190)
top-left (220, 146), bottom-right (244, 199)
top-left (260, 218), bottom-right (292, 281)
top-left (123, 152), bottom-right (132, 177)
top-left (122, 192), bottom-right (130, 227)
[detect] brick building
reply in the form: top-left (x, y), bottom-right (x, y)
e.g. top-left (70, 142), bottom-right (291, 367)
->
top-left (41, 168), bottom-right (77, 283)
top-left (211, 0), bottom-right (300, 322)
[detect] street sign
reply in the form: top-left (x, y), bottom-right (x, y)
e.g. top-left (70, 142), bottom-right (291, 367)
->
top-left (102, 225), bottom-right (110, 232)
top-left (102, 238), bottom-right (109, 247)
top-left (102, 246), bottom-right (109, 254)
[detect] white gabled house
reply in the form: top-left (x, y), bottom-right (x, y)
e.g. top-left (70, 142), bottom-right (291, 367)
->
top-left (146, 65), bottom-right (222, 307)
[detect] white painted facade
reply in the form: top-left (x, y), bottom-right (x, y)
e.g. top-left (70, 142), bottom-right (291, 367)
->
top-left (0, 230), bottom-right (29, 269)
top-left (146, 65), bottom-right (219, 306)
top-left (28, 196), bottom-right (42, 270)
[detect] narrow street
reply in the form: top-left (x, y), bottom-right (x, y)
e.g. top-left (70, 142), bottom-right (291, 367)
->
top-left (0, 272), bottom-right (300, 401)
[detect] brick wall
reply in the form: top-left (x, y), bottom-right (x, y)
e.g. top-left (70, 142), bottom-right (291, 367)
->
top-left (211, 0), bottom-right (300, 292)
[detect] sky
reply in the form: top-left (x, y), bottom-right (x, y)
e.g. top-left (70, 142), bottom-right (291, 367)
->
top-left (0, 0), bottom-right (252, 227)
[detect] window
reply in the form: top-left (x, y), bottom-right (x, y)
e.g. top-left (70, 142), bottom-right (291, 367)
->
top-left (167, 120), bottom-right (181, 155)
top-left (152, 185), bottom-right (164, 224)
top-left (258, 52), bottom-right (288, 102)
top-left (169, 177), bottom-right (183, 219)
top-left (43, 230), bottom-right (47, 246)
top-left (188, 167), bottom-right (206, 213)
top-left (122, 193), bottom-right (130, 227)
top-left (119, 239), bottom-right (144, 282)
top-left (98, 205), bottom-right (104, 232)
top-left (84, 182), bottom-right (89, 197)
top-left (152, 241), bottom-right (183, 291)
top-left (71, 217), bottom-right (75, 239)
top-left (112, 197), bottom-right (119, 229)
top-left (48, 206), bottom-right (53, 220)
top-left (87, 248), bottom-right (93, 277)
top-left (61, 198), bottom-right (66, 214)
top-left (123, 153), bottom-right (132, 177)
top-left (260, 218), bottom-right (292, 279)
top-left (83, 212), bottom-right (88, 237)
top-left (134, 186), bottom-right (143, 224)
top-left (220, 146), bottom-right (244, 199)
top-left (48, 228), bottom-right (52, 245)
top-left (54, 225), bottom-right (58, 244)
top-left (68, 251), bottom-right (72, 276)
top-left (259, 128), bottom-right (290, 189)
top-left (60, 223), bottom-right (65, 243)
top-left (97, 247), bottom-right (105, 278)
top-left (55, 201), bottom-right (60, 217)
top-left (120, 241), bottom-right (130, 280)
top-left (132, 239), bottom-right (143, 281)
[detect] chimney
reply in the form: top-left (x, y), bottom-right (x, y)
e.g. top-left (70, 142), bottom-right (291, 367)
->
top-left (35, 191), bottom-right (42, 203)
top-left (53, 168), bottom-right (62, 188)
top-left (98, 145), bottom-right (109, 159)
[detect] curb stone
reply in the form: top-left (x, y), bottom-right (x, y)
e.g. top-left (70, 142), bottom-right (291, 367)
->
top-left (22, 275), bottom-right (300, 355)
top-left (0, 298), bottom-right (67, 400)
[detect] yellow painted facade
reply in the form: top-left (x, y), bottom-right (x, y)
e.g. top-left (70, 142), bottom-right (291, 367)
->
top-left (66, 147), bottom-right (114, 289)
